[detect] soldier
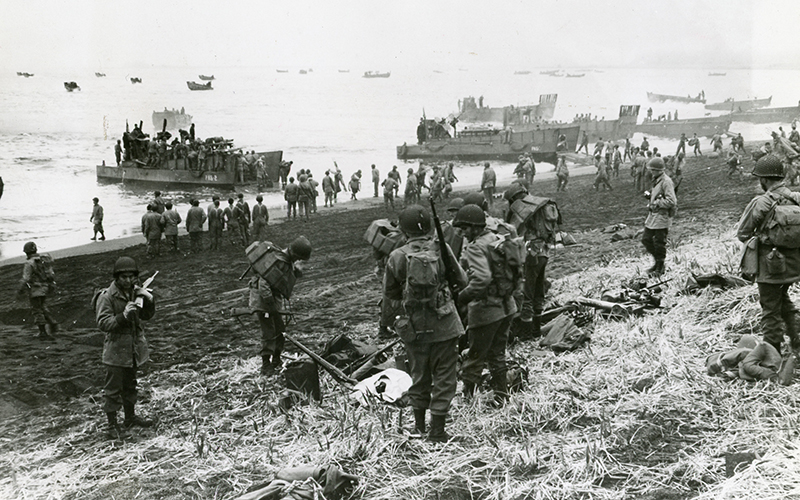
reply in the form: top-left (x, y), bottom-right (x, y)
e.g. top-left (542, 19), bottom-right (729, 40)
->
top-left (322, 170), bottom-right (335, 207)
top-left (349, 170), bottom-right (362, 200)
top-left (208, 198), bottom-right (224, 250)
top-left (388, 165), bottom-right (401, 198)
top-left (334, 167), bottom-right (347, 201)
top-left (256, 156), bottom-right (268, 192)
top-left (691, 133), bottom-right (702, 156)
top-left (453, 205), bottom-right (520, 405)
top-left (676, 133), bottom-right (687, 156)
top-left (383, 205), bottom-right (467, 442)
top-left (94, 257), bottom-right (155, 439)
top-left (481, 162), bottom-right (496, 207)
top-left (790, 124), bottom-right (800, 147)
top-left (279, 160), bottom-right (293, 189)
top-left (405, 168), bottom-right (419, 205)
top-left (382, 175), bottom-right (398, 210)
top-left (555, 155), bottom-right (569, 192)
top-left (152, 191), bottom-right (166, 214)
top-left (234, 194), bottom-right (251, 243)
top-left (503, 184), bottom-right (560, 337)
top-left (186, 199), bottom-right (207, 253)
top-left (251, 195), bottom-right (270, 242)
top-left (297, 174), bottom-right (314, 221)
top-left (18, 242), bottom-right (58, 340)
top-left (611, 144), bottom-right (622, 178)
top-left (115, 140), bottom-right (122, 165)
top-left (224, 198), bottom-right (243, 246)
top-left (593, 153), bottom-right (613, 191)
top-left (285, 177), bottom-right (299, 219)
top-left (141, 204), bottom-right (164, 258)
top-left (371, 164), bottom-right (380, 197)
top-left (641, 157), bottom-right (677, 276)
top-left (577, 131), bottom-right (589, 154)
top-left (308, 172), bottom-right (319, 213)
top-left (163, 201), bottom-right (182, 252)
top-left (249, 237), bottom-right (312, 375)
top-left (737, 154), bottom-right (800, 356)
top-left (91, 197), bottom-right (106, 241)
top-left (463, 192), bottom-right (517, 237)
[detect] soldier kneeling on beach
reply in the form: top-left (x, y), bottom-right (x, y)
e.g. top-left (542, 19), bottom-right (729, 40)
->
top-left (94, 257), bottom-right (155, 439)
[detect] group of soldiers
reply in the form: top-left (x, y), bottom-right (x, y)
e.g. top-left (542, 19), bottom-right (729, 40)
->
top-left (376, 163), bottom-right (459, 209)
top-left (135, 190), bottom-right (272, 256)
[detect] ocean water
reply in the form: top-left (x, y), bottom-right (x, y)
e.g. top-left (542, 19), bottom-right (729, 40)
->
top-left (1, 66), bottom-right (797, 259)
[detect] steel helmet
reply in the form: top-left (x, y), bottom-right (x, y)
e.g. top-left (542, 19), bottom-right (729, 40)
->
top-left (407, 168), bottom-right (414, 174)
top-left (113, 256), bottom-right (139, 277)
top-left (453, 205), bottom-right (486, 229)
top-left (23, 241), bottom-right (37, 254)
top-left (752, 154), bottom-right (784, 178)
top-left (446, 197), bottom-right (465, 213)
top-left (463, 192), bottom-right (488, 211)
top-left (289, 236), bottom-right (312, 261)
top-left (398, 205), bottom-right (432, 235)
top-left (647, 157), bottom-right (665, 171)
top-left (503, 183), bottom-right (528, 202)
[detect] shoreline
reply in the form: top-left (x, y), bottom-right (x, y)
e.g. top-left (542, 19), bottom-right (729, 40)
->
top-left (0, 163), bottom-right (596, 267)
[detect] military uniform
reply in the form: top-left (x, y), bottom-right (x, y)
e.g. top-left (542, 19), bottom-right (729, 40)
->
top-left (459, 230), bottom-right (517, 400)
top-left (163, 208), bottom-right (182, 252)
top-left (20, 252), bottom-right (58, 334)
top-left (251, 203), bottom-right (269, 242)
top-left (186, 205), bottom-right (207, 253)
top-left (383, 236), bottom-right (467, 429)
top-left (642, 171), bottom-right (677, 273)
top-left (737, 181), bottom-right (800, 352)
top-left (141, 209), bottom-right (164, 257)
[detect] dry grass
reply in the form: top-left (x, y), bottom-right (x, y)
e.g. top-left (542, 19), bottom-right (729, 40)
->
top-left (3, 224), bottom-right (800, 500)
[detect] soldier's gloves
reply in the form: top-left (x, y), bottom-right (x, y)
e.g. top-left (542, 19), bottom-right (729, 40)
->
top-left (123, 302), bottom-right (138, 321)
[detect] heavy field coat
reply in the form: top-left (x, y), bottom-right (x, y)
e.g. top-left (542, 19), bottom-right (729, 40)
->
top-left (96, 281), bottom-right (154, 367)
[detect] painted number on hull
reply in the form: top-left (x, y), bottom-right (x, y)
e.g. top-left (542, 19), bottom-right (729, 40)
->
top-left (204, 174), bottom-right (218, 182)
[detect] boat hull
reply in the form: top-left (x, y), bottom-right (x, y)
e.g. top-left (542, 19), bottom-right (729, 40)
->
top-left (647, 92), bottom-right (705, 104)
top-left (705, 96), bottom-right (772, 112)
top-left (97, 151), bottom-right (283, 189)
top-left (396, 125), bottom-right (580, 164)
top-left (729, 106), bottom-right (800, 124)
top-left (635, 117), bottom-right (730, 139)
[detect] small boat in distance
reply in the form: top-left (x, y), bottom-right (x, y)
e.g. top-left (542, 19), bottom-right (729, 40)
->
top-left (64, 81), bottom-right (80, 92)
top-left (514, 70), bottom-right (531, 75)
top-left (95, 72), bottom-right (106, 77)
top-left (338, 69), bottom-right (350, 73)
top-left (130, 77), bottom-right (142, 84)
top-left (705, 96), bottom-right (772, 112)
top-left (187, 81), bottom-right (213, 91)
top-left (198, 74), bottom-right (215, 81)
top-left (708, 72), bottom-right (726, 76)
top-left (363, 71), bottom-right (391, 78)
top-left (299, 69), bottom-right (308, 74)
top-left (16, 72), bottom-right (34, 77)
top-left (647, 91), bottom-right (705, 104)
top-left (566, 73), bottom-right (585, 78)
top-left (276, 69), bottom-right (289, 73)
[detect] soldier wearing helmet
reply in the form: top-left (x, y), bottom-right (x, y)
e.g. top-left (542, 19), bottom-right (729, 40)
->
top-left (737, 154), bottom-right (800, 356)
top-left (94, 256), bottom-right (155, 438)
top-left (404, 168), bottom-right (419, 205)
top-left (480, 162), bottom-right (497, 208)
top-left (453, 205), bottom-right (519, 405)
top-left (249, 237), bottom-right (312, 376)
top-left (441, 198), bottom-right (466, 260)
top-left (466, 192), bottom-right (518, 238)
top-left (18, 241), bottom-right (59, 340)
top-left (384, 205), bottom-right (467, 442)
top-left (641, 157), bottom-right (677, 276)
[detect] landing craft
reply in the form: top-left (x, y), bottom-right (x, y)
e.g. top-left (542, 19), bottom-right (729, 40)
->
top-left (458, 94), bottom-right (558, 124)
top-left (705, 96), bottom-right (772, 112)
top-left (64, 81), bottom-right (80, 92)
top-left (647, 92), bottom-right (705, 105)
top-left (187, 81), bottom-right (213, 91)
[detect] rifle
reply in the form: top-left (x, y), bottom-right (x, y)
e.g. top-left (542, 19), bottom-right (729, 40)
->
top-left (429, 199), bottom-right (461, 297)
top-left (135, 271), bottom-right (158, 308)
top-left (349, 337), bottom-right (402, 381)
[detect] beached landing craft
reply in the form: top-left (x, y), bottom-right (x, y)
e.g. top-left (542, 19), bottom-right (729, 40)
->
top-left (187, 81), bottom-right (213, 91)
top-left (397, 120), bottom-right (579, 164)
top-left (634, 115), bottom-right (731, 139)
top-left (458, 95), bottom-right (558, 124)
top-left (152, 108), bottom-right (193, 132)
top-left (198, 74), bottom-right (215, 81)
top-left (64, 81), bottom-right (80, 92)
top-left (363, 71), bottom-right (391, 78)
top-left (647, 92), bottom-right (706, 104)
top-left (705, 96), bottom-right (772, 112)
top-left (728, 103), bottom-right (800, 125)
top-left (570, 105), bottom-right (640, 142)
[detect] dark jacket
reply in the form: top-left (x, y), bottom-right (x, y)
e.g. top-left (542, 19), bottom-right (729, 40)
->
top-left (20, 253), bottom-right (53, 298)
top-left (284, 183), bottom-right (300, 202)
top-left (96, 281), bottom-right (154, 367)
top-left (186, 206), bottom-right (207, 233)
top-left (141, 211), bottom-right (164, 239)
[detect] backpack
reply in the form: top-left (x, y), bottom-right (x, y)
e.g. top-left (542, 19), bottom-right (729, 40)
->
top-left (34, 254), bottom-right (56, 285)
top-left (487, 234), bottom-right (525, 298)
top-left (508, 195), bottom-right (561, 243)
top-left (760, 192), bottom-right (800, 248)
top-left (401, 240), bottom-right (445, 334)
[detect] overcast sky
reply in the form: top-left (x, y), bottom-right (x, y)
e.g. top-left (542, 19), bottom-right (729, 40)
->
top-left (1, 0), bottom-right (798, 71)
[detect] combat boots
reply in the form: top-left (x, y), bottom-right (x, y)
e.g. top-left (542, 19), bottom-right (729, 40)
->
top-left (462, 381), bottom-right (476, 401)
top-left (649, 260), bottom-right (665, 277)
top-left (35, 324), bottom-right (53, 340)
top-left (261, 356), bottom-right (274, 376)
top-left (105, 412), bottom-right (128, 440)
top-left (413, 408), bottom-right (427, 435)
top-left (427, 414), bottom-right (450, 443)
top-left (490, 372), bottom-right (509, 408)
top-left (123, 404), bottom-right (154, 428)
top-left (531, 314), bottom-right (542, 338)
top-left (786, 311), bottom-right (800, 352)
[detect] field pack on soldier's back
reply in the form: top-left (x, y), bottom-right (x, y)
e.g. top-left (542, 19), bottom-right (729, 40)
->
top-left (761, 193), bottom-right (800, 248)
top-left (507, 195), bottom-right (561, 240)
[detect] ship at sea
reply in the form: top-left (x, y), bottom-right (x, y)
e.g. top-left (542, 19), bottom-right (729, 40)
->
top-left (396, 119), bottom-right (579, 164)
top-left (97, 123), bottom-right (284, 189)
top-left (152, 108), bottom-right (193, 132)
top-left (458, 95), bottom-right (558, 124)
top-left (187, 81), bottom-right (213, 91)
top-left (198, 74), bottom-right (215, 81)
top-left (363, 71), bottom-right (391, 78)
top-left (647, 91), bottom-right (706, 104)
top-left (705, 96), bottom-right (772, 112)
